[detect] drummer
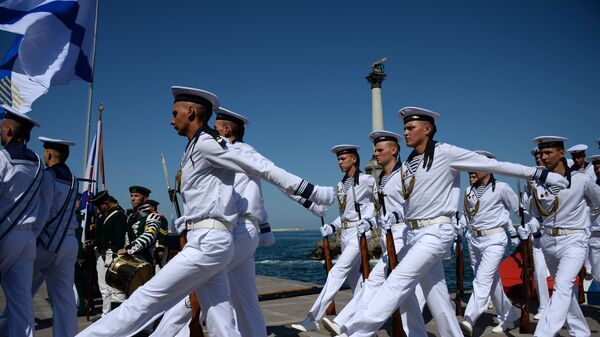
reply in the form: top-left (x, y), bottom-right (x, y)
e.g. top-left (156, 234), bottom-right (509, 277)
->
top-left (91, 191), bottom-right (128, 314)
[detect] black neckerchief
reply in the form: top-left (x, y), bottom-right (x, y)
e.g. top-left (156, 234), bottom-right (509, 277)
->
top-left (341, 170), bottom-right (361, 186)
top-left (47, 163), bottom-right (72, 184)
top-left (4, 141), bottom-right (37, 162)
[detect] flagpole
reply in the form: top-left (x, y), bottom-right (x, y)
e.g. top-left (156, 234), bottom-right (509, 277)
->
top-left (83, 0), bottom-right (100, 174)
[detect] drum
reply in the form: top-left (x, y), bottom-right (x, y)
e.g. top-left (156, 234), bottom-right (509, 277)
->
top-left (106, 255), bottom-right (153, 295)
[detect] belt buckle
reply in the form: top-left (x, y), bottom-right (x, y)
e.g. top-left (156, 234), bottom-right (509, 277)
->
top-left (342, 221), bottom-right (348, 229)
top-left (475, 229), bottom-right (484, 237)
top-left (409, 220), bottom-right (419, 229)
top-left (550, 228), bottom-right (561, 236)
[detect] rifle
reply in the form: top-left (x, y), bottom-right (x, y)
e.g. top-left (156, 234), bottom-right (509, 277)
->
top-left (378, 190), bottom-right (406, 337)
top-left (161, 153), bottom-right (204, 337)
top-left (518, 180), bottom-right (532, 334)
top-left (321, 217), bottom-right (336, 315)
top-left (351, 180), bottom-right (371, 279)
top-left (454, 211), bottom-right (464, 316)
top-left (577, 267), bottom-right (586, 304)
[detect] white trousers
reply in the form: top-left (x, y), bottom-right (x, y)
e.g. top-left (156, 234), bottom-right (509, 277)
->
top-left (306, 227), bottom-right (366, 322)
top-left (341, 223), bottom-right (462, 337)
top-left (588, 235), bottom-right (600, 283)
top-left (76, 228), bottom-right (238, 337)
top-left (95, 248), bottom-right (126, 315)
top-left (30, 235), bottom-right (78, 337)
top-left (532, 237), bottom-right (550, 315)
top-left (334, 224), bottom-right (427, 337)
top-left (0, 230), bottom-right (35, 337)
top-left (464, 232), bottom-right (517, 326)
top-left (534, 233), bottom-right (590, 337)
top-left (150, 223), bottom-right (264, 337)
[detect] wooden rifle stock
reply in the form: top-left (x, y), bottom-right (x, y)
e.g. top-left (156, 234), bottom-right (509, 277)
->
top-left (454, 213), bottom-right (464, 316)
top-left (380, 192), bottom-right (405, 337)
top-left (321, 217), bottom-right (336, 315)
top-left (577, 267), bottom-right (586, 304)
top-left (518, 186), bottom-right (532, 334)
top-left (351, 182), bottom-right (371, 279)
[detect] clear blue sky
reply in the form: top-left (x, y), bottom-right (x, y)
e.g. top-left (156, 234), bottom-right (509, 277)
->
top-left (1, 0), bottom-right (599, 229)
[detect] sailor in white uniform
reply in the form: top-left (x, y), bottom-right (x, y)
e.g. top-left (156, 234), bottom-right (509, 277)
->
top-left (323, 131), bottom-right (427, 337)
top-left (31, 137), bottom-right (78, 337)
top-left (76, 86), bottom-right (334, 337)
top-left (588, 154), bottom-right (600, 283)
top-left (0, 106), bottom-right (42, 337)
top-left (525, 146), bottom-right (552, 320)
top-left (146, 107), bottom-right (319, 337)
top-left (460, 150), bottom-right (519, 335)
top-left (292, 144), bottom-right (375, 332)
top-left (519, 136), bottom-right (600, 337)
top-left (336, 107), bottom-right (569, 337)
top-left (566, 144), bottom-right (595, 179)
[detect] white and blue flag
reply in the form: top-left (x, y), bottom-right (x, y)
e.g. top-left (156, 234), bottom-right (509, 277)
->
top-left (0, 0), bottom-right (95, 115)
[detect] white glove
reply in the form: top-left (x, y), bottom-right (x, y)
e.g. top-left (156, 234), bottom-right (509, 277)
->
top-left (535, 169), bottom-right (568, 189)
top-left (454, 222), bottom-right (464, 237)
top-left (527, 220), bottom-right (540, 234)
top-left (511, 236), bottom-right (520, 248)
top-left (260, 231), bottom-right (276, 247)
top-left (357, 219), bottom-right (373, 234)
top-left (310, 185), bottom-right (335, 206)
top-left (320, 224), bottom-right (334, 237)
top-left (308, 203), bottom-right (328, 218)
top-left (379, 213), bottom-right (395, 231)
top-left (517, 226), bottom-right (530, 240)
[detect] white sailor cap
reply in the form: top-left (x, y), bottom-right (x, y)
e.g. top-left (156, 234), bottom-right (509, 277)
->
top-left (331, 144), bottom-right (360, 156)
top-left (369, 130), bottom-right (401, 144)
top-left (38, 136), bottom-right (75, 146)
top-left (171, 86), bottom-right (220, 111)
top-left (216, 107), bottom-right (250, 126)
top-left (531, 147), bottom-right (540, 156)
top-left (1, 105), bottom-right (39, 127)
top-left (475, 150), bottom-right (496, 159)
top-left (566, 144), bottom-right (587, 154)
top-left (532, 136), bottom-right (567, 150)
top-left (589, 155), bottom-right (600, 165)
top-left (398, 107), bottom-right (440, 124)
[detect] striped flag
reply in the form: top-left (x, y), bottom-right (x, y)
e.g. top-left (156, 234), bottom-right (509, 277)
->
top-left (80, 124), bottom-right (99, 242)
top-left (0, 0), bottom-right (95, 115)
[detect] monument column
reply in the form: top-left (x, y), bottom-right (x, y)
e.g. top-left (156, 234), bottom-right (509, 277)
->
top-left (365, 57), bottom-right (389, 177)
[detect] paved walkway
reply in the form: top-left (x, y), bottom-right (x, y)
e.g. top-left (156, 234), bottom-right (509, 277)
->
top-left (1, 275), bottom-right (599, 336)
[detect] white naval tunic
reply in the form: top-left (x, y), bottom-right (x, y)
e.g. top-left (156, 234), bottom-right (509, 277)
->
top-left (304, 173), bottom-right (375, 323)
top-left (341, 142), bottom-right (550, 337)
top-left (334, 164), bottom-right (428, 337)
top-left (147, 141), bottom-right (269, 337)
top-left (77, 127), bottom-right (328, 337)
top-left (0, 143), bottom-right (42, 337)
top-left (32, 164), bottom-right (78, 337)
top-left (529, 172), bottom-right (600, 337)
top-left (462, 180), bottom-right (519, 327)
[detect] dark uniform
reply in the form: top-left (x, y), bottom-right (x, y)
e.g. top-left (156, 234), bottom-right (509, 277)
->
top-left (91, 191), bottom-right (128, 313)
top-left (125, 187), bottom-right (160, 264)
top-left (148, 199), bottom-right (169, 268)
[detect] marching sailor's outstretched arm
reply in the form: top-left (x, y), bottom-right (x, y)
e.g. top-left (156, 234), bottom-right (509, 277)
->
top-left (200, 135), bottom-right (334, 205)
top-left (448, 144), bottom-right (568, 188)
